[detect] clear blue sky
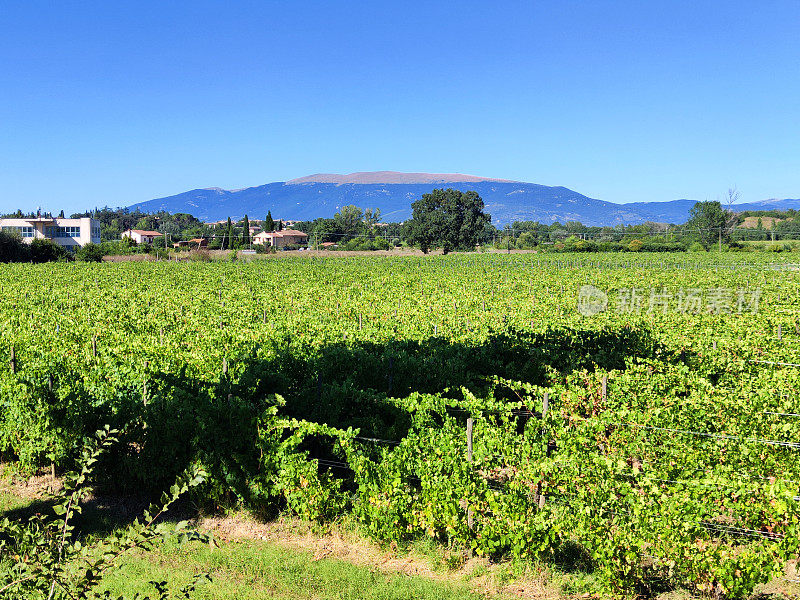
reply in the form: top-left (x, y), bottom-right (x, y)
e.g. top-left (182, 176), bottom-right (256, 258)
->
top-left (1, 1), bottom-right (798, 215)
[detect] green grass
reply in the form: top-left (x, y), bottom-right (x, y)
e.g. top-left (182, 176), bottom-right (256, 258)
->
top-left (100, 538), bottom-right (484, 600)
top-left (0, 488), bottom-right (485, 600)
top-left (0, 489), bottom-right (30, 513)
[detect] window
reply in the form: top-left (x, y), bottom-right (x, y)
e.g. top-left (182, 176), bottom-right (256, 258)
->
top-left (1, 226), bottom-right (34, 238)
top-left (45, 226), bottom-right (81, 238)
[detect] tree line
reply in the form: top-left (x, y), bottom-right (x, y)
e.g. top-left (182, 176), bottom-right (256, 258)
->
top-left (5, 191), bottom-right (800, 263)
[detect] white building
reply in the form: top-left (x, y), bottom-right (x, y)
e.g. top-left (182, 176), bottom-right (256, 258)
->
top-left (253, 229), bottom-right (309, 248)
top-left (0, 217), bottom-right (101, 248)
top-left (122, 229), bottom-right (163, 244)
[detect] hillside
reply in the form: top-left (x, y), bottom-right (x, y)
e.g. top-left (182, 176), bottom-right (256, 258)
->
top-left (126, 173), bottom-right (800, 226)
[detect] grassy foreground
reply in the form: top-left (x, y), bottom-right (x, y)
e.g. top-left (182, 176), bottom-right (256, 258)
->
top-left (0, 486), bottom-right (484, 600)
top-left (99, 539), bottom-right (484, 600)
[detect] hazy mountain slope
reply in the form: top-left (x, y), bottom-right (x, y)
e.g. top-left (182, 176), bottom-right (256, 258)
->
top-left (127, 173), bottom-right (800, 226)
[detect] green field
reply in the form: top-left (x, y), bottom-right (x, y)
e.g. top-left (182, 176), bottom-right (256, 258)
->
top-left (2, 252), bottom-right (800, 598)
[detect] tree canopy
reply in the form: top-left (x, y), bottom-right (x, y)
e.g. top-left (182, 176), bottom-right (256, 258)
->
top-left (686, 201), bottom-right (735, 248)
top-left (404, 188), bottom-right (491, 253)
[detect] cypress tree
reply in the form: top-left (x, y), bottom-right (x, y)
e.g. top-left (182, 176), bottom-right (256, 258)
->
top-left (264, 211), bottom-right (275, 232)
top-left (224, 217), bottom-right (233, 250)
top-left (242, 215), bottom-right (250, 247)
top-left (277, 219), bottom-right (283, 231)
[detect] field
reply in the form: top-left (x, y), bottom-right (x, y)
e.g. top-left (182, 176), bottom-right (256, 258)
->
top-left (2, 252), bottom-right (800, 598)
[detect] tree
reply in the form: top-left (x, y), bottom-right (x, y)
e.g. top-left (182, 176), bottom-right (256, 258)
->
top-left (364, 208), bottom-right (381, 230)
top-left (242, 215), bottom-right (251, 247)
top-left (687, 200), bottom-right (735, 248)
top-left (223, 217), bottom-right (233, 250)
top-left (277, 219), bottom-right (283, 231)
top-left (264, 211), bottom-right (275, 232)
top-left (334, 205), bottom-right (364, 240)
top-left (405, 189), bottom-right (491, 253)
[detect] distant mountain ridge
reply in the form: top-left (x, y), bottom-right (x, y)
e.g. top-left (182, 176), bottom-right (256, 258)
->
top-left (126, 172), bottom-right (800, 226)
top-left (285, 171), bottom-right (518, 185)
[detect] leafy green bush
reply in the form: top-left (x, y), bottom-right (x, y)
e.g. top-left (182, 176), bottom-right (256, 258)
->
top-left (75, 243), bottom-right (105, 262)
top-left (0, 231), bottom-right (31, 262)
top-left (28, 239), bottom-right (71, 263)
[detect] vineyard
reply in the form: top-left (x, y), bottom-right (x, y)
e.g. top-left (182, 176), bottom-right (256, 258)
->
top-left (1, 253), bottom-right (800, 598)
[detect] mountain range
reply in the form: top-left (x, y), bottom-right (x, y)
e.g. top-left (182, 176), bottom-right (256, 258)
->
top-left (127, 172), bottom-right (800, 226)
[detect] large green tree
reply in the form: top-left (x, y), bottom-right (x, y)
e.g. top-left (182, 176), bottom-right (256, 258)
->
top-left (264, 211), bottom-right (275, 232)
top-left (334, 205), bottom-right (365, 239)
top-left (404, 189), bottom-right (491, 253)
top-left (686, 200), bottom-right (735, 248)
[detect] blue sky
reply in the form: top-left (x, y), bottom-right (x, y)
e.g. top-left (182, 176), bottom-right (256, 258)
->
top-left (1, 1), bottom-right (798, 215)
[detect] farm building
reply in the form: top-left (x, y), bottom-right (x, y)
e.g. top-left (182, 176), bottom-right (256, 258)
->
top-left (253, 229), bottom-right (309, 248)
top-left (173, 238), bottom-right (208, 249)
top-left (122, 229), bottom-right (163, 244)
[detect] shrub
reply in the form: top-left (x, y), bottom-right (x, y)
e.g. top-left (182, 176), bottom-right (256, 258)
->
top-left (29, 239), bottom-right (71, 263)
top-left (75, 243), bottom-right (105, 262)
top-left (0, 230), bottom-right (30, 262)
top-left (627, 239), bottom-right (644, 252)
top-left (188, 248), bottom-right (212, 262)
top-left (149, 247), bottom-right (169, 260)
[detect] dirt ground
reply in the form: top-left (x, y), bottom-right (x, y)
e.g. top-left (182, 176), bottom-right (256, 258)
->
top-left (101, 247), bottom-right (539, 262)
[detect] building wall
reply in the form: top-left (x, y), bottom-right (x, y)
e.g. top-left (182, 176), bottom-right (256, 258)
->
top-left (0, 217), bottom-right (100, 248)
top-left (252, 232), bottom-right (308, 247)
top-left (122, 231), bottom-right (160, 244)
top-left (273, 234), bottom-right (307, 248)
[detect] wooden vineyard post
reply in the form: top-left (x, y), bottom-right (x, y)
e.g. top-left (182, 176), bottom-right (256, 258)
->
top-left (466, 417), bottom-right (474, 530)
top-left (778, 324), bottom-right (782, 341)
top-left (142, 361), bottom-right (149, 405)
top-left (222, 357), bottom-right (228, 377)
top-left (48, 372), bottom-right (55, 478)
top-left (538, 392), bottom-right (549, 509)
top-left (359, 313), bottom-right (363, 330)
top-left (713, 340), bottom-right (717, 351)
top-left (9, 346), bottom-right (15, 374)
